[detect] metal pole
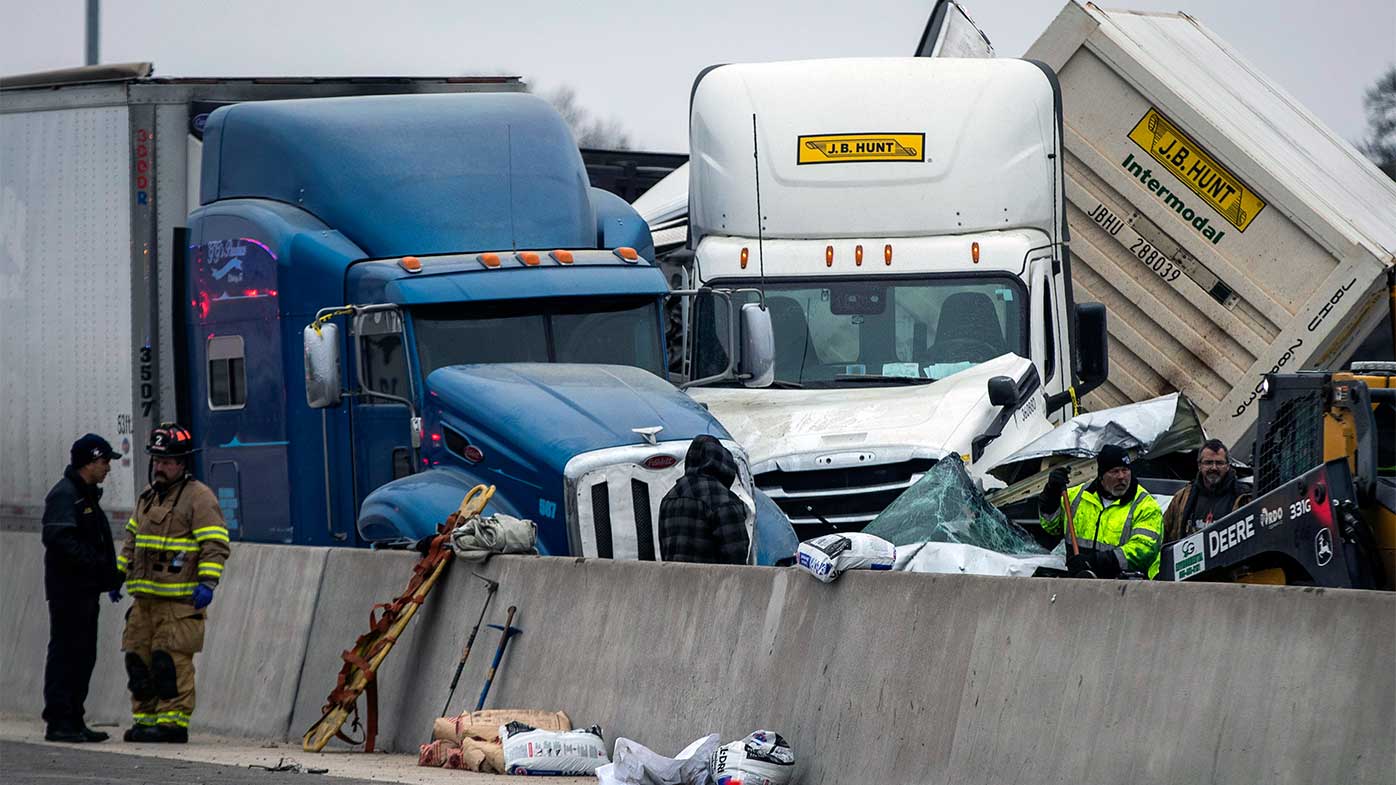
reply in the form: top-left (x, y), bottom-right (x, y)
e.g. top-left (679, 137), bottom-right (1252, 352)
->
top-left (85, 0), bottom-right (100, 65)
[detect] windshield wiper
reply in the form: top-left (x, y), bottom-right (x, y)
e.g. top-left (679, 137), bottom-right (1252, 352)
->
top-left (688, 377), bottom-right (804, 389)
top-left (833, 374), bottom-right (932, 385)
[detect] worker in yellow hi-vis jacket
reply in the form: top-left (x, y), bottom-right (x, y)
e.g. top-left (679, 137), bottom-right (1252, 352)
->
top-left (1039, 444), bottom-right (1164, 579)
top-left (117, 423), bottom-right (230, 744)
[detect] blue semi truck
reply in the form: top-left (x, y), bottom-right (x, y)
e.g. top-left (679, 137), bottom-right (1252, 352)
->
top-left (2, 67), bottom-right (778, 559)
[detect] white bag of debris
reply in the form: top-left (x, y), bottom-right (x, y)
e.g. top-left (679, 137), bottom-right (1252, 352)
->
top-left (499, 721), bottom-right (609, 775)
top-left (796, 533), bottom-right (895, 582)
top-left (710, 730), bottom-right (795, 785)
top-left (450, 513), bottom-right (537, 561)
top-left (595, 734), bottom-right (720, 785)
top-left (894, 541), bottom-right (1065, 577)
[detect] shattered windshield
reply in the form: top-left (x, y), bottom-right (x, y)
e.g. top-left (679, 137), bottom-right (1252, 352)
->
top-left (863, 456), bottom-right (1045, 555)
top-left (413, 297), bottom-right (664, 377)
top-left (692, 276), bottom-right (1027, 388)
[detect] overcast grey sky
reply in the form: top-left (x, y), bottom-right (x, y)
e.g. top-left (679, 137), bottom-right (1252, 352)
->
top-left (3, 0), bottom-right (1392, 153)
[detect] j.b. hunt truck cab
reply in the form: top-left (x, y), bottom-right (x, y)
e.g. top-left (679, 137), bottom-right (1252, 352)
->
top-left (189, 92), bottom-right (773, 554)
top-left (683, 58), bottom-right (1108, 536)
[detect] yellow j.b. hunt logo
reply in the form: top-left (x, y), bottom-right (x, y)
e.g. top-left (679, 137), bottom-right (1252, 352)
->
top-left (1128, 108), bottom-right (1265, 231)
top-left (797, 133), bottom-right (925, 164)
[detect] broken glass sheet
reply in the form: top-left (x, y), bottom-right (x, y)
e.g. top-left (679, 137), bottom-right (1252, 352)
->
top-left (863, 455), bottom-right (1046, 554)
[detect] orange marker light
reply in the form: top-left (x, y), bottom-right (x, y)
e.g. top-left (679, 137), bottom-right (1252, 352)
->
top-left (740, 247), bottom-right (749, 269)
top-left (550, 250), bottom-right (574, 265)
top-left (855, 245), bottom-right (864, 266)
top-left (519, 251), bottom-right (541, 266)
top-left (615, 247), bottom-right (640, 263)
top-left (399, 255), bottom-right (422, 273)
top-left (972, 242), bottom-right (980, 264)
top-left (479, 253), bottom-right (501, 269)
top-left (884, 244), bottom-right (893, 265)
top-left (826, 245), bottom-right (834, 268)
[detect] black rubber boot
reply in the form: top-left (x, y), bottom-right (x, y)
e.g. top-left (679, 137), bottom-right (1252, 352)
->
top-left (124, 724), bottom-right (163, 743)
top-left (150, 651), bottom-right (178, 700)
top-left (153, 724), bottom-right (188, 744)
top-left (125, 653), bottom-right (155, 701)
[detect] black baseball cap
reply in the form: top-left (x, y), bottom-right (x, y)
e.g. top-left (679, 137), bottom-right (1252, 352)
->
top-left (70, 434), bottom-right (122, 468)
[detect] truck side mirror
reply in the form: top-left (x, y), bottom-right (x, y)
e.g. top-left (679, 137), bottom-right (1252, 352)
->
top-left (1074, 302), bottom-right (1109, 394)
top-left (739, 302), bottom-right (775, 388)
top-left (303, 323), bottom-right (343, 408)
top-left (987, 375), bottom-right (1017, 406)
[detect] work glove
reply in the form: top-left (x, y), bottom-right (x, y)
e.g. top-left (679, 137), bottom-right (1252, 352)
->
top-left (1066, 553), bottom-right (1096, 578)
top-left (1068, 551), bottom-right (1123, 579)
top-left (192, 583), bottom-right (215, 610)
top-left (107, 569), bottom-right (125, 602)
top-left (1039, 467), bottom-right (1071, 515)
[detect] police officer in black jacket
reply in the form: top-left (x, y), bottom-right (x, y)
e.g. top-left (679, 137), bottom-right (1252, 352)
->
top-left (41, 434), bottom-right (127, 743)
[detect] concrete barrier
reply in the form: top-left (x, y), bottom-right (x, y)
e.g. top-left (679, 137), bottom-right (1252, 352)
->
top-left (4, 530), bottom-right (1393, 784)
top-left (325, 557), bottom-right (1395, 785)
top-left (0, 532), bottom-right (129, 725)
top-left (197, 543), bottom-right (328, 739)
top-left (289, 548), bottom-right (434, 750)
top-left (0, 534), bottom-right (327, 738)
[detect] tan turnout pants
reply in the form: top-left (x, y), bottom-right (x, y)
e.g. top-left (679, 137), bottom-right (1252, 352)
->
top-left (122, 597), bottom-right (205, 729)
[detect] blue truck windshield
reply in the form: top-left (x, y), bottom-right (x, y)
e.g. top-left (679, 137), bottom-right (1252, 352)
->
top-left (693, 276), bottom-right (1027, 387)
top-left (414, 297), bottom-right (665, 377)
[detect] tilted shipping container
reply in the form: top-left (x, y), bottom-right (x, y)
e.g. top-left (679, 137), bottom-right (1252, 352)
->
top-left (1027, 1), bottom-right (1396, 453)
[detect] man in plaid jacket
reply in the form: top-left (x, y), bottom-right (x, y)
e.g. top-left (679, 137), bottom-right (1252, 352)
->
top-left (658, 435), bottom-right (750, 564)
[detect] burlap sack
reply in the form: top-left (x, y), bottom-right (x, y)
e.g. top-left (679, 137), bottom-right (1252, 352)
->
top-left (431, 709), bottom-right (571, 746)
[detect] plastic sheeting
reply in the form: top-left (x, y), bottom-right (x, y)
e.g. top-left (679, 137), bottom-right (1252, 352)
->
top-left (993, 393), bottom-right (1203, 466)
top-left (894, 541), bottom-right (1064, 576)
top-left (863, 456), bottom-right (1045, 555)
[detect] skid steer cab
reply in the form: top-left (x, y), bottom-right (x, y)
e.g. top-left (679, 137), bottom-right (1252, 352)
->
top-left (1158, 368), bottom-right (1395, 589)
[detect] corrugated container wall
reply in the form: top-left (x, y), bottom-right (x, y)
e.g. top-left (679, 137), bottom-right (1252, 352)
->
top-left (0, 103), bottom-right (139, 515)
top-left (1028, 1), bottom-right (1396, 453)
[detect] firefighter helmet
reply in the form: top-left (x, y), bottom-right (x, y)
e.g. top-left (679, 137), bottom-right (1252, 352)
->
top-left (147, 422), bottom-right (195, 458)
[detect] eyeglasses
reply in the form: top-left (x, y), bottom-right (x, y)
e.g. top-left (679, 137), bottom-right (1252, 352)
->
top-left (1199, 460), bottom-right (1228, 468)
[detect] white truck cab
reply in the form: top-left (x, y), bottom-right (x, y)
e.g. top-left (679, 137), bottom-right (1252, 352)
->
top-left (682, 57), bottom-right (1108, 535)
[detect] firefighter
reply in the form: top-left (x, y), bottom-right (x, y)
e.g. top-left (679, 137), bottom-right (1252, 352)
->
top-left (118, 423), bottom-right (230, 743)
top-left (1038, 444), bottom-right (1164, 578)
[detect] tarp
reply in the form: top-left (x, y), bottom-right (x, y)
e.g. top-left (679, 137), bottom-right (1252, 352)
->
top-left (863, 456), bottom-right (1045, 555)
top-left (986, 393), bottom-right (1208, 509)
top-left (994, 393), bottom-right (1203, 465)
top-left (894, 542), bottom-right (1064, 576)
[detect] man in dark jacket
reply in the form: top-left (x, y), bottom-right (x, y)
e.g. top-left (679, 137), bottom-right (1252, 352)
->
top-left (1161, 438), bottom-right (1251, 544)
top-left (41, 433), bottom-right (126, 742)
top-left (658, 435), bottom-right (751, 564)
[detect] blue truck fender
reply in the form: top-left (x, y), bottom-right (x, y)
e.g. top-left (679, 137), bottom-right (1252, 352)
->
top-left (357, 468), bottom-right (523, 543)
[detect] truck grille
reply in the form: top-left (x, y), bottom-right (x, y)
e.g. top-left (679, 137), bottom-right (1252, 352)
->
top-left (566, 441), bottom-right (755, 560)
top-left (757, 458), bottom-right (937, 539)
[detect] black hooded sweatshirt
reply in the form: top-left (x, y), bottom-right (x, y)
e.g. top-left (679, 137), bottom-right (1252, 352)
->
top-left (658, 435), bottom-right (750, 564)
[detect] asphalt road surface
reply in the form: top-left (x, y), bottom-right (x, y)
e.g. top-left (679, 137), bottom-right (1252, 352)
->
top-left (0, 741), bottom-right (391, 785)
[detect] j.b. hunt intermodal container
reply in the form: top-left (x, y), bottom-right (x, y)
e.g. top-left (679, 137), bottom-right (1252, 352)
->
top-left (1028, 1), bottom-right (1396, 454)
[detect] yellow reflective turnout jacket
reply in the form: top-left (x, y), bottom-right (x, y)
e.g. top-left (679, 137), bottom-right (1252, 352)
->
top-left (1040, 481), bottom-right (1163, 577)
top-left (119, 476), bottom-right (230, 599)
